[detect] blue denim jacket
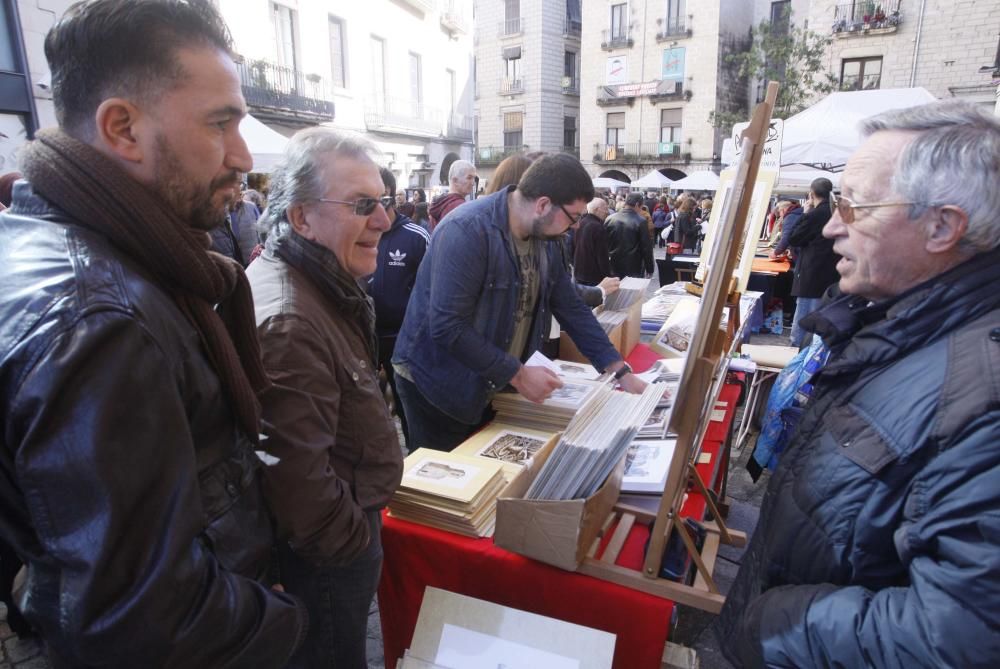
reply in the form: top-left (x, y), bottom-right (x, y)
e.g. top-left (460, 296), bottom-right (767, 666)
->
top-left (392, 187), bottom-right (622, 424)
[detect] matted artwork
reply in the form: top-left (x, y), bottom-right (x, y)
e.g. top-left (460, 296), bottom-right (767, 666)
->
top-left (623, 439), bottom-right (676, 493)
top-left (476, 430), bottom-right (547, 466)
top-left (408, 458), bottom-right (481, 490)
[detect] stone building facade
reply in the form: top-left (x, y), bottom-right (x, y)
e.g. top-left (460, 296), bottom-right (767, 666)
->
top-left (472, 0), bottom-right (583, 187)
top-left (578, 0), bottom-right (755, 183)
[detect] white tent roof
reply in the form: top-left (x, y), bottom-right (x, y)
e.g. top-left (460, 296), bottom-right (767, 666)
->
top-left (721, 87), bottom-right (937, 170)
top-left (240, 114), bottom-right (290, 173)
top-left (670, 170), bottom-right (720, 191)
top-left (781, 87), bottom-right (936, 168)
top-left (631, 169), bottom-right (672, 188)
top-left (592, 177), bottom-right (631, 189)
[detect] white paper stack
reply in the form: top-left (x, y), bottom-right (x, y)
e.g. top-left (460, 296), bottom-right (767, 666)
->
top-left (492, 377), bottom-right (607, 432)
top-left (524, 383), bottom-right (668, 500)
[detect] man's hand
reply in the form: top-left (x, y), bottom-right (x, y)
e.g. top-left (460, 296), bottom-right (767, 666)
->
top-left (510, 365), bottom-right (563, 403)
top-left (617, 373), bottom-right (647, 394)
top-left (598, 276), bottom-right (620, 294)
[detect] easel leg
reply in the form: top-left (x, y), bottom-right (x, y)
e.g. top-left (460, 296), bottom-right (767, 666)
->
top-left (688, 463), bottom-right (734, 545)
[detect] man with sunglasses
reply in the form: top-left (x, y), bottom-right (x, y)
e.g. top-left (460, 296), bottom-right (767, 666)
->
top-left (393, 153), bottom-right (645, 452)
top-left (247, 128), bottom-right (403, 668)
top-left (719, 100), bottom-right (1000, 667)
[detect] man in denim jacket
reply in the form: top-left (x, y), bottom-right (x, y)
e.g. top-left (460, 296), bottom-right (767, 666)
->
top-left (393, 154), bottom-right (645, 451)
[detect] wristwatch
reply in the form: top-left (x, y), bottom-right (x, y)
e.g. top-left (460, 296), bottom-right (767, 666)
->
top-left (613, 363), bottom-right (633, 381)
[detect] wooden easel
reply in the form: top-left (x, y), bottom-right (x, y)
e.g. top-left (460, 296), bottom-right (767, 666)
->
top-left (580, 83), bottom-right (780, 614)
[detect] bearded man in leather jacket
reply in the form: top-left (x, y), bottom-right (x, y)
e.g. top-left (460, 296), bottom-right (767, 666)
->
top-left (0, 1), bottom-right (306, 665)
top-left (718, 100), bottom-right (1000, 668)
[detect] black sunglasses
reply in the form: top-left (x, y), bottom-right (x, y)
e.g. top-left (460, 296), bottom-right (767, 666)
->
top-left (317, 196), bottom-right (392, 216)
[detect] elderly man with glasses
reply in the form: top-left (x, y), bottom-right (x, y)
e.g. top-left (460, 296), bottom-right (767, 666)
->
top-left (718, 100), bottom-right (1000, 668)
top-left (246, 127), bottom-right (403, 669)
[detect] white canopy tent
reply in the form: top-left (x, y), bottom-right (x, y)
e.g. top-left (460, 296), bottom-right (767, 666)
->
top-left (779, 87), bottom-right (936, 168)
top-left (669, 170), bottom-right (720, 191)
top-left (631, 169), bottom-right (673, 189)
top-left (721, 87), bottom-right (937, 170)
top-left (592, 177), bottom-right (631, 189)
top-left (239, 114), bottom-right (290, 173)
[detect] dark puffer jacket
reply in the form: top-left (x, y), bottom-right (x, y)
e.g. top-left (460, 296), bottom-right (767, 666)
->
top-left (0, 184), bottom-right (306, 667)
top-left (718, 246), bottom-right (1000, 668)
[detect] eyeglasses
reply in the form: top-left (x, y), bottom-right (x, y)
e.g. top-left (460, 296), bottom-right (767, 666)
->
top-left (316, 196), bottom-right (390, 216)
top-left (831, 192), bottom-right (920, 225)
top-left (558, 204), bottom-right (583, 225)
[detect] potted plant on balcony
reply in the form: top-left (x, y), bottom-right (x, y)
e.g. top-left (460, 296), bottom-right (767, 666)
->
top-left (861, 0), bottom-right (876, 29)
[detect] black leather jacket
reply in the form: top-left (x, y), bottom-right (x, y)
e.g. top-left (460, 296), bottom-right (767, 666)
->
top-left (605, 208), bottom-right (654, 278)
top-left (0, 184), bottom-right (306, 667)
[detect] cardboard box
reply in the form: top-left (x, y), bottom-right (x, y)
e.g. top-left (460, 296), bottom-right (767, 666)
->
top-left (494, 434), bottom-right (625, 571)
top-left (558, 299), bottom-right (642, 364)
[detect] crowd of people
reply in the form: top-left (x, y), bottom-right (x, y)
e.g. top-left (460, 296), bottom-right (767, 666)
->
top-left (0, 1), bottom-right (998, 668)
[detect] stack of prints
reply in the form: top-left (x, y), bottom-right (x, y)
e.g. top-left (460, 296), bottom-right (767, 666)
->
top-left (602, 276), bottom-right (650, 312)
top-left (492, 377), bottom-right (606, 432)
top-left (389, 449), bottom-right (507, 537)
top-left (622, 438), bottom-right (678, 494)
top-left (524, 383), bottom-right (668, 500)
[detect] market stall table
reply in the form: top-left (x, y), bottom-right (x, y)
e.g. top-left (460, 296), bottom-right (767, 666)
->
top-left (378, 345), bottom-right (742, 669)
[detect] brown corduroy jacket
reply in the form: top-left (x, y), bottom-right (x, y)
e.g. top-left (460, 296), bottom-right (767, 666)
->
top-left (248, 251), bottom-right (403, 567)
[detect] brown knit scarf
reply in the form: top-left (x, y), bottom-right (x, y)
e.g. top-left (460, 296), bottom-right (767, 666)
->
top-left (19, 128), bottom-right (269, 443)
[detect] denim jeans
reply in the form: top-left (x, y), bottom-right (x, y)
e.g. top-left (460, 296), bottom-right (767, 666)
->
top-left (278, 511), bottom-right (383, 669)
top-left (790, 296), bottom-right (822, 348)
top-left (394, 373), bottom-right (492, 453)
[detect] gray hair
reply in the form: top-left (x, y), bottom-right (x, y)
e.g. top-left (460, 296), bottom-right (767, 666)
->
top-left (860, 99), bottom-right (1000, 253)
top-left (448, 159), bottom-right (476, 183)
top-left (586, 197), bottom-right (607, 214)
top-left (258, 127), bottom-right (379, 235)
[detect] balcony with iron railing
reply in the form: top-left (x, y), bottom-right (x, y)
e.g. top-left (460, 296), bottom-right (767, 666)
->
top-left (840, 72), bottom-right (882, 91)
top-left (832, 0), bottom-right (901, 36)
top-left (656, 19), bottom-right (692, 41)
top-left (440, 0), bottom-right (468, 35)
top-left (500, 77), bottom-right (524, 95)
top-left (562, 75), bottom-right (579, 95)
top-left (563, 17), bottom-right (582, 37)
top-left (601, 27), bottom-right (634, 50)
top-left (593, 142), bottom-right (686, 164)
top-left (499, 17), bottom-right (522, 37)
top-left (237, 58), bottom-right (334, 122)
top-left (363, 96), bottom-right (444, 137)
top-left (446, 113), bottom-right (474, 141)
top-left (476, 145), bottom-right (529, 166)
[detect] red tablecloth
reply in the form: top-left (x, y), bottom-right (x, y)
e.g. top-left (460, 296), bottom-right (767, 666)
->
top-left (379, 514), bottom-right (674, 669)
top-left (378, 345), bottom-right (740, 668)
